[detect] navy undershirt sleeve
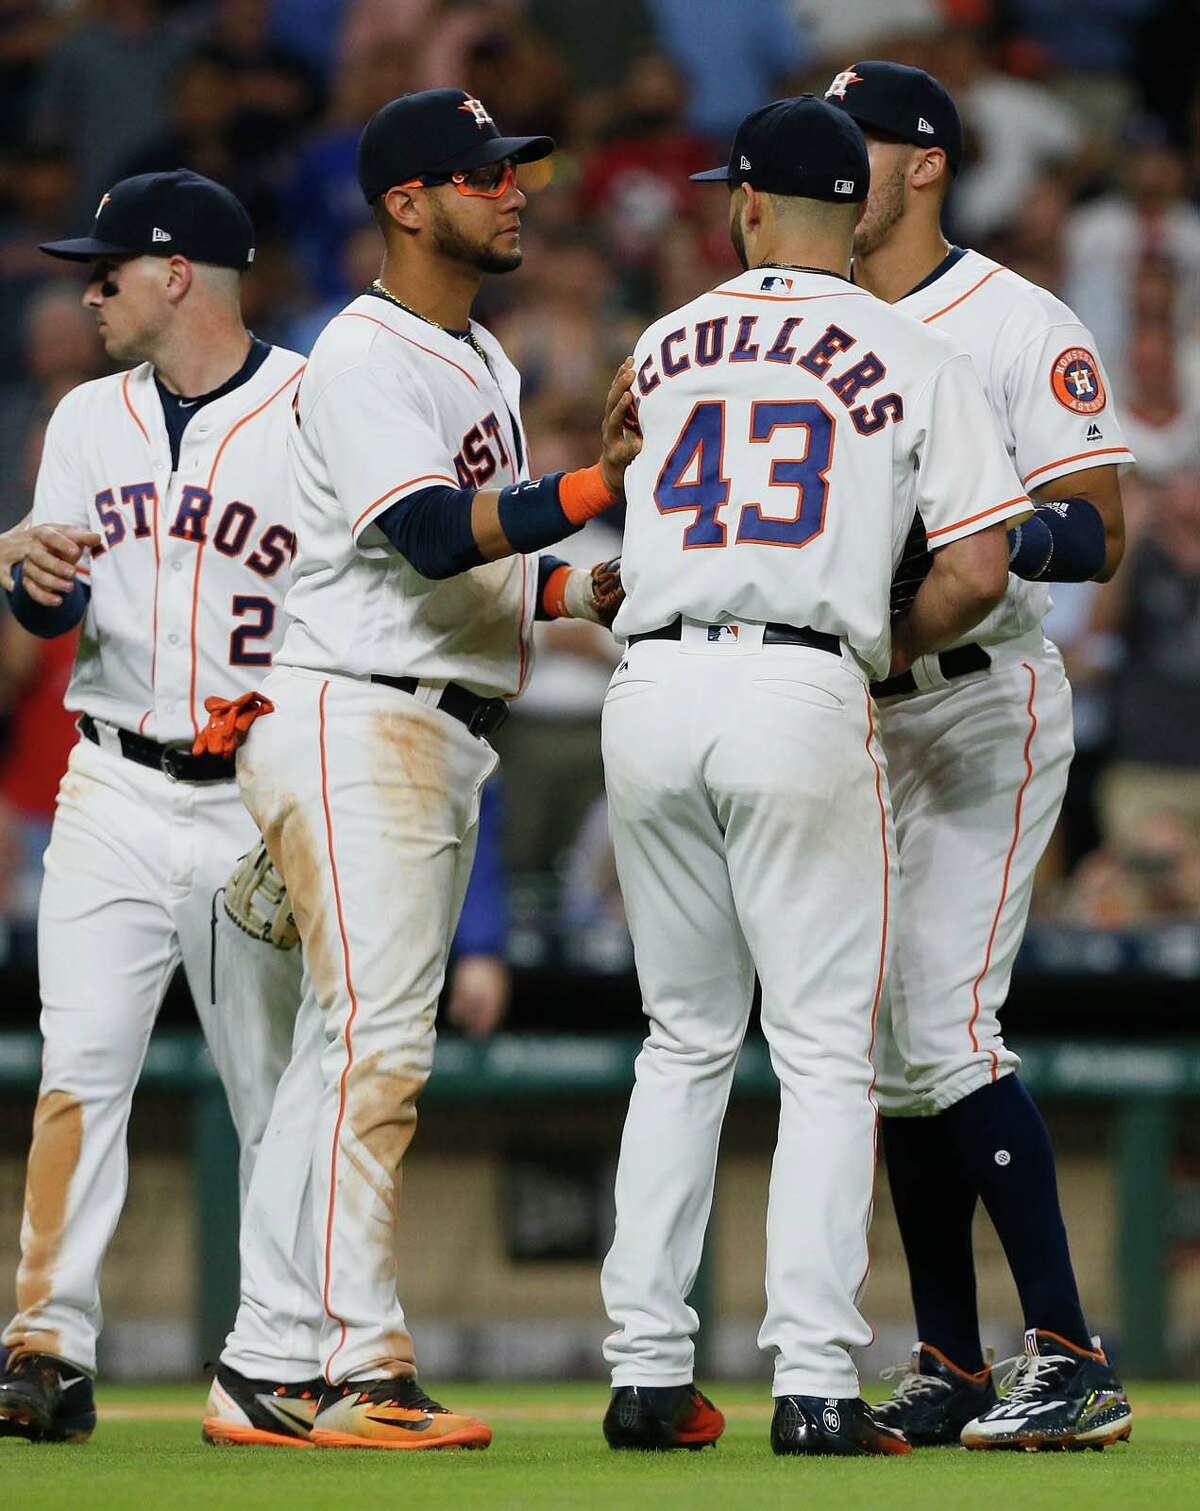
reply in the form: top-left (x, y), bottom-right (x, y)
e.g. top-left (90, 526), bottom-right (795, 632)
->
top-left (7, 562), bottom-right (90, 638)
top-left (374, 484), bottom-right (486, 580)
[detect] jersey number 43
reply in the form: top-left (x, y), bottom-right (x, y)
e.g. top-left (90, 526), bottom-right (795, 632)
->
top-left (655, 399), bottom-right (833, 550)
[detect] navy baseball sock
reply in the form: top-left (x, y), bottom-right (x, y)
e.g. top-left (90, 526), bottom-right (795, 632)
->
top-left (942, 1075), bottom-right (1092, 1352)
top-left (880, 1114), bottom-right (985, 1374)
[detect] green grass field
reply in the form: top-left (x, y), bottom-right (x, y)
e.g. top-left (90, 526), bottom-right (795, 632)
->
top-left (4, 1381), bottom-right (1197, 1510)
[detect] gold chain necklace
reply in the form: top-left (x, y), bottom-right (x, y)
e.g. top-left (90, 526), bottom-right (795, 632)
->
top-left (370, 279), bottom-right (492, 369)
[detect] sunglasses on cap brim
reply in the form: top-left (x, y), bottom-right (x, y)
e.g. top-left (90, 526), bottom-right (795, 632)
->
top-left (396, 158), bottom-right (518, 199)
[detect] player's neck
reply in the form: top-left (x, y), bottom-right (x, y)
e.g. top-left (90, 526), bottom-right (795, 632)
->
top-left (378, 255), bottom-right (481, 333)
top-left (151, 317), bottom-right (254, 399)
top-left (854, 218), bottom-right (951, 305)
top-left (751, 235), bottom-right (850, 281)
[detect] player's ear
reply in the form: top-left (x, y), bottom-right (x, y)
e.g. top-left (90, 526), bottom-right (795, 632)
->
top-left (911, 147), bottom-right (948, 194)
top-left (163, 255), bottom-right (193, 304)
top-left (379, 185), bottom-right (423, 236)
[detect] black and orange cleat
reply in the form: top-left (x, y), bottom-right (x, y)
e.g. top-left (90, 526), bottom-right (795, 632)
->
top-left (874, 1343), bottom-right (997, 1446)
top-left (202, 1362), bottom-right (322, 1447)
top-left (771, 1395), bottom-right (912, 1456)
top-left (0, 1351), bottom-right (95, 1443)
top-left (603, 1384), bottom-right (725, 1451)
top-left (309, 1376), bottom-right (491, 1450)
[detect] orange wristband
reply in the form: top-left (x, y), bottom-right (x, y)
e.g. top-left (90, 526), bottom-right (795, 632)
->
top-left (541, 563), bottom-right (572, 619)
top-left (558, 464), bottom-right (616, 526)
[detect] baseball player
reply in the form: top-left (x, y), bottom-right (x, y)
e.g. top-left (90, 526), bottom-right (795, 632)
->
top-left (198, 89), bottom-right (636, 1452)
top-left (0, 515), bottom-right (35, 590)
top-left (827, 62), bottom-right (1134, 1450)
top-left (0, 171), bottom-right (303, 1443)
top-left (599, 96), bottom-right (1028, 1457)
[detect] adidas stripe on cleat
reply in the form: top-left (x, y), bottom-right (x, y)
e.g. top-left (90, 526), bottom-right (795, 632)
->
top-left (960, 1329), bottom-right (1133, 1451)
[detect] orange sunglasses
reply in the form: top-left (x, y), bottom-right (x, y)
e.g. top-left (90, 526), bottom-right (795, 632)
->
top-left (397, 158), bottom-right (518, 199)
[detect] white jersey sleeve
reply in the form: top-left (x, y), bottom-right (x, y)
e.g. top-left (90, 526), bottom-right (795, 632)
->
top-left (907, 352), bottom-right (1030, 549)
top-left (1002, 321), bottom-right (1133, 492)
top-left (302, 359), bottom-right (461, 556)
top-left (31, 388), bottom-right (91, 532)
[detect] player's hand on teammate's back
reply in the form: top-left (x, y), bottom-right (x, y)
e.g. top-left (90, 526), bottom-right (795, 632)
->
top-left (445, 955), bottom-right (511, 1038)
top-left (599, 357), bottom-right (642, 495)
top-left (19, 524), bottom-right (102, 606)
top-left (588, 557), bottom-right (624, 629)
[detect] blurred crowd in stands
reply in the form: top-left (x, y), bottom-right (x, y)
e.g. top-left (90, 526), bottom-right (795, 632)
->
top-left (1, 0), bottom-right (1199, 973)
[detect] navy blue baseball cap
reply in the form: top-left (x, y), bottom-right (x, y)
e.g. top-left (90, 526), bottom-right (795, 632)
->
top-left (690, 95), bottom-right (869, 204)
top-left (40, 169), bottom-right (256, 268)
top-left (824, 61), bottom-right (963, 174)
top-left (358, 88), bottom-right (554, 203)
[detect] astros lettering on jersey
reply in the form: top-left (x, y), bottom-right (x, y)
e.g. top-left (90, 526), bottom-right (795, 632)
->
top-left (280, 293), bottom-right (536, 698)
top-left (32, 348), bottom-right (305, 741)
top-left (616, 264), bottom-right (1032, 673)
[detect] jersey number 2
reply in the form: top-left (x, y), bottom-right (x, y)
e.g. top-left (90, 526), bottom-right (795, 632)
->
top-left (653, 399), bottom-right (833, 549)
top-left (230, 595), bottom-right (275, 666)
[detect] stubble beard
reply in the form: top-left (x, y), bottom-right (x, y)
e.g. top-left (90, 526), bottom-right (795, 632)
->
top-left (853, 165), bottom-right (907, 258)
top-left (430, 198), bottom-right (523, 275)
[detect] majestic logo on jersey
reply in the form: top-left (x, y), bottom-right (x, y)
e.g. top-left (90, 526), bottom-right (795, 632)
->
top-left (1086, 422), bottom-right (1104, 442)
top-left (459, 97), bottom-right (494, 128)
top-left (760, 275), bottom-right (793, 292)
top-left (1050, 347), bottom-right (1106, 414)
top-left (825, 69), bottom-right (862, 100)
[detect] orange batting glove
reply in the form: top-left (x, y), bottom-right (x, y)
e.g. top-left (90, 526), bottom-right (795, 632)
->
top-left (193, 692), bottom-right (275, 757)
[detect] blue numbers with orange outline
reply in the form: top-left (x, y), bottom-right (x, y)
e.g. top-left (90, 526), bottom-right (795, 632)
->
top-left (653, 401), bottom-right (730, 548)
top-left (654, 399), bottom-right (834, 551)
top-left (736, 400), bottom-right (833, 548)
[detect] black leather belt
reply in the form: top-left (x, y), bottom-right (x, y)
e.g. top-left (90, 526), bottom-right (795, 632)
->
top-left (79, 712), bottom-right (236, 782)
top-left (870, 642), bottom-right (992, 699)
top-left (629, 617), bottom-right (841, 657)
top-left (370, 674), bottom-right (509, 738)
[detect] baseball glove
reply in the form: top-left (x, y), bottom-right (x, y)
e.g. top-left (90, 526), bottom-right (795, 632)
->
top-left (588, 556), bottom-right (623, 627)
top-left (224, 840), bottom-right (299, 950)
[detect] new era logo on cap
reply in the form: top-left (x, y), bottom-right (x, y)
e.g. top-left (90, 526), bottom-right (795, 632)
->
top-left (151, 226), bottom-right (172, 242)
top-left (918, 117), bottom-right (934, 134)
top-left (740, 155), bottom-right (751, 170)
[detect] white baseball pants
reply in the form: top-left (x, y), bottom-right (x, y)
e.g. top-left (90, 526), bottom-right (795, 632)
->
top-left (2, 733), bottom-right (300, 1373)
top-left (872, 633), bottom-right (1074, 1115)
top-left (600, 626), bottom-right (894, 1400)
top-left (223, 666), bottom-right (495, 1385)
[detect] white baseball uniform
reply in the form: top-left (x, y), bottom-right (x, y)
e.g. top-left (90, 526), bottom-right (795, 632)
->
top-left (871, 247), bottom-right (1134, 1116)
top-left (2, 348), bottom-right (305, 1374)
top-left (601, 265), bottom-right (1030, 1398)
top-left (222, 292), bottom-right (533, 1386)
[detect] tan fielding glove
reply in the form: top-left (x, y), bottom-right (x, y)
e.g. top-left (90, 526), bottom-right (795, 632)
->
top-left (224, 840), bottom-right (299, 950)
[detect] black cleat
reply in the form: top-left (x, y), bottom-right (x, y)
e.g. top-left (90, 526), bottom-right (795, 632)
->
top-left (961, 1329), bottom-right (1132, 1451)
top-left (771, 1394), bottom-right (912, 1456)
top-left (0, 1352), bottom-right (96, 1443)
top-left (603, 1384), bottom-right (725, 1450)
top-left (202, 1361), bottom-right (323, 1447)
top-left (874, 1343), bottom-right (997, 1446)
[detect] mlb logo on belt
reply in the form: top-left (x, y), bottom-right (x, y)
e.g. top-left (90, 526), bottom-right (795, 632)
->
top-left (707, 624), bottom-right (740, 643)
top-left (1050, 347), bottom-right (1106, 415)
